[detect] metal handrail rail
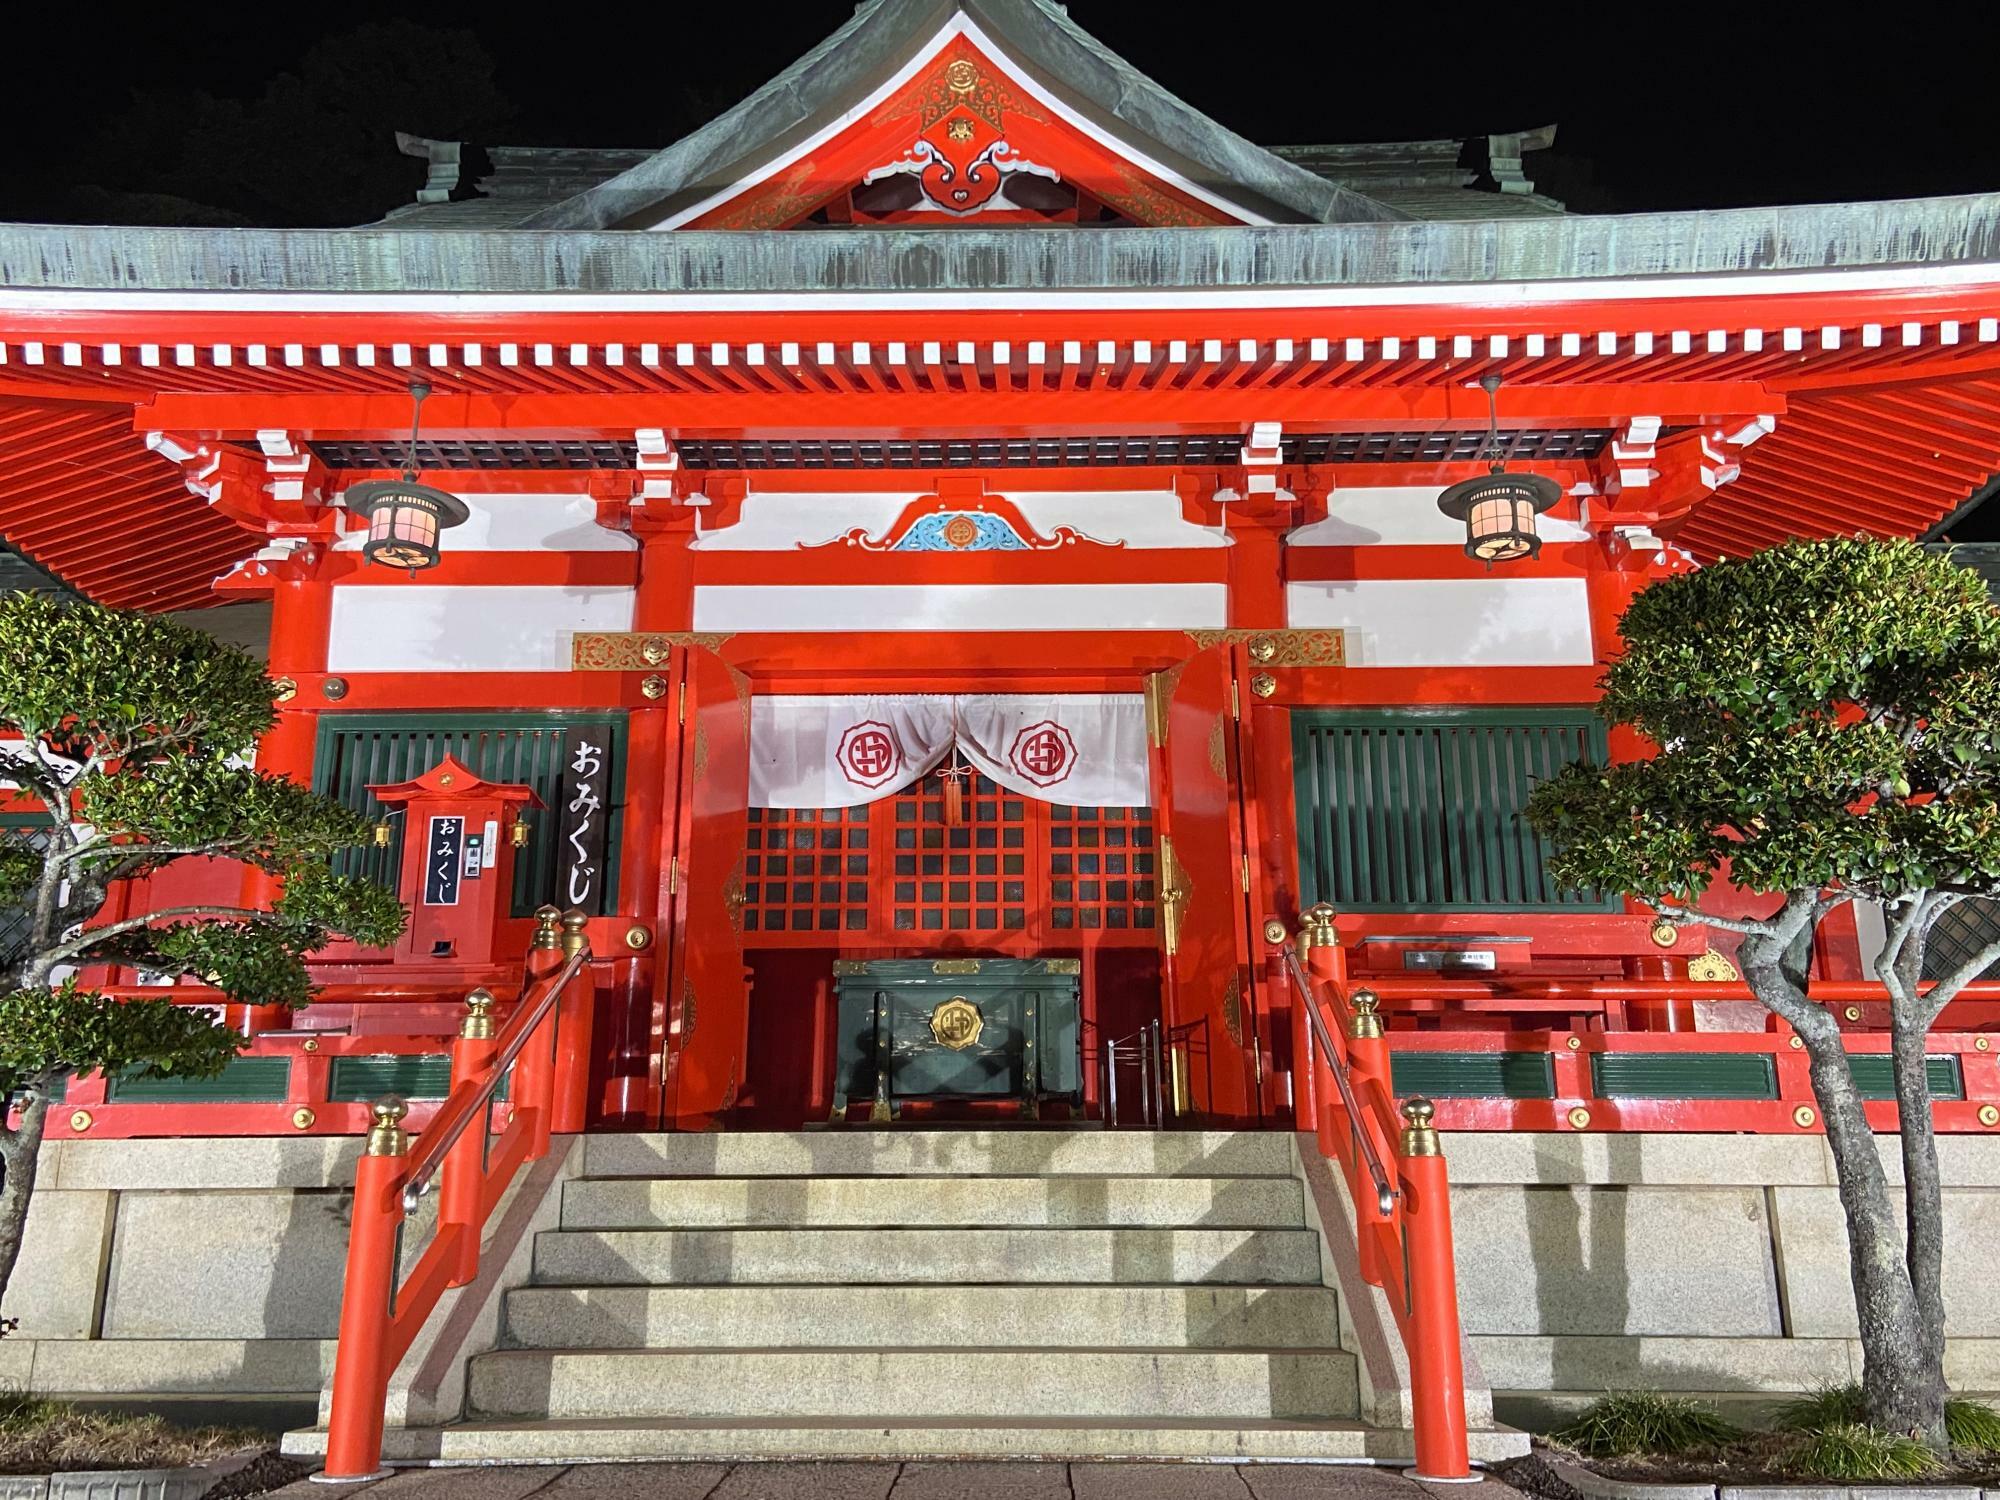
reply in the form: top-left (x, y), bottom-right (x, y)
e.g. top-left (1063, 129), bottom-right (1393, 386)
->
top-left (1283, 947), bottom-right (1396, 1217)
top-left (398, 945), bottom-right (590, 1214)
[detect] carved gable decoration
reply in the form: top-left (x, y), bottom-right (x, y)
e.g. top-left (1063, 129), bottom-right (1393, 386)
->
top-left (670, 31), bottom-right (1247, 230)
top-left (805, 492), bottom-right (1119, 553)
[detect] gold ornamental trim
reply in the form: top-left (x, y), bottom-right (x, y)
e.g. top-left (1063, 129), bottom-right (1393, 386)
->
top-left (932, 958), bottom-right (982, 975)
top-left (832, 959), bottom-right (868, 976)
top-left (1039, 958), bottom-right (1082, 975)
top-left (1183, 629), bottom-right (1346, 667)
top-left (572, 631), bottom-right (735, 670)
top-left (1688, 947), bottom-right (1742, 983)
top-left (1208, 976), bottom-right (1240, 1048)
top-left (930, 996), bottom-right (985, 1051)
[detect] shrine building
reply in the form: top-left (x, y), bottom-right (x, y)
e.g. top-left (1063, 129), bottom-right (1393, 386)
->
top-left (4, 0), bottom-right (2000, 1473)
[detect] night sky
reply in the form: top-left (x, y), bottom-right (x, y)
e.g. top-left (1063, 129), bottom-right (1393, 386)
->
top-left (1, 2), bottom-right (1993, 226)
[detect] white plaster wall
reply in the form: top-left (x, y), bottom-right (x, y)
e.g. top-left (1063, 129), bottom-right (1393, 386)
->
top-left (692, 582), bottom-right (1228, 632)
top-left (326, 585), bottom-right (635, 672)
top-left (334, 494), bottom-right (635, 553)
top-left (1285, 577), bottom-right (1595, 667)
top-left (1287, 486), bottom-right (1590, 549)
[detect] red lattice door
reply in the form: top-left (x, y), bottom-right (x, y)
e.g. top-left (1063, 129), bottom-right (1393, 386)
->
top-left (1148, 646), bottom-right (1262, 1124)
top-left (661, 646), bottom-right (753, 1128)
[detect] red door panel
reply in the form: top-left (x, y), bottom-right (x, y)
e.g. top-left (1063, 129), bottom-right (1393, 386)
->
top-left (661, 646), bottom-right (753, 1128)
top-left (1150, 646), bottom-right (1261, 1124)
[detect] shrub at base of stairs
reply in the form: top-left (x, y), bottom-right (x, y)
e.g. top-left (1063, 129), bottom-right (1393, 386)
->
top-left (1535, 1388), bottom-right (2000, 1488)
top-left (0, 1393), bottom-right (266, 1487)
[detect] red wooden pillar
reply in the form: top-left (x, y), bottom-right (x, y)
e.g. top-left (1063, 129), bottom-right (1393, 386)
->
top-left (600, 523), bottom-right (696, 1124)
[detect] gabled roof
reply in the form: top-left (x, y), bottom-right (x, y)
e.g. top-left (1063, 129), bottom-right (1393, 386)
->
top-left (516, 0), bottom-right (1408, 230)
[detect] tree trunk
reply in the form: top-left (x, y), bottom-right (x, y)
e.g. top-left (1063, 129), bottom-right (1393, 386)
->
top-left (1888, 1005), bottom-right (1949, 1440)
top-left (1804, 1023), bottom-right (1945, 1441)
top-left (0, 1091), bottom-right (51, 1321)
top-left (1741, 938), bottom-right (1945, 1443)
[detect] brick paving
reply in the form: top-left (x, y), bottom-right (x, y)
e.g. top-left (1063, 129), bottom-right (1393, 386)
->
top-left (268, 1461), bottom-right (1526, 1500)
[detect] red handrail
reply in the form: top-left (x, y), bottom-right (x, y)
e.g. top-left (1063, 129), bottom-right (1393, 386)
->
top-left (1277, 912), bottom-right (1472, 1481)
top-left (319, 909), bottom-right (593, 1482)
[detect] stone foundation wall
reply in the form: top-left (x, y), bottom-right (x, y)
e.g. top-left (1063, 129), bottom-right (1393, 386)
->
top-left (4, 1131), bottom-right (1995, 1410)
top-left (1442, 1133), bottom-right (2000, 1405)
top-left (2, 1138), bottom-right (365, 1401)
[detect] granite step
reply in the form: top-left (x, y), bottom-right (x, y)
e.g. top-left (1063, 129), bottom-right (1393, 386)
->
top-left (532, 1225), bottom-right (1326, 1286)
top-left (558, 1172), bottom-right (1304, 1230)
top-left (282, 1416), bottom-right (1534, 1465)
top-left (502, 1282), bottom-right (1343, 1350)
top-left (579, 1129), bottom-right (1297, 1180)
top-left (466, 1347), bottom-right (1362, 1423)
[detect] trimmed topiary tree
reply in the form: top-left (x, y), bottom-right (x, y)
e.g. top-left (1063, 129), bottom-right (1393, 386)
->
top-left (0, 593), bottom-right (404, 1321)
top-left (1526, 536), bottom-right (2000, 1447)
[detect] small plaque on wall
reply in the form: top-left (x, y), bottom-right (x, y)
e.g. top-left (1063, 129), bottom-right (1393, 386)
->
top-left (424, 815), bottom-right (464, 906)
top-left (559, 735), bottom-right (612, 915)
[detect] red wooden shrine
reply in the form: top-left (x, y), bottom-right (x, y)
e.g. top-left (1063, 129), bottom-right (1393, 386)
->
top-left (6, 0), bottom-right (2000, 1144)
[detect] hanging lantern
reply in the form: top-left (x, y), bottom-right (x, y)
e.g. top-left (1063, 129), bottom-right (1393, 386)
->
top-left (344, 380), bottom-right (468, 573)
top-left (1436, 373), bottom-right (1562, 565)
top-left (1437, 468), bottom-right (1562, 563)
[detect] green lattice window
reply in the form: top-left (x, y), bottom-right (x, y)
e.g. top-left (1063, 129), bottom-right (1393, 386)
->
top-left (313, 713), bottom-right (627, 917)
top-left (0, 812), bottom-right (54, 970)
top-left (1924, 900), bottom-right (2000, 982)
top-left (1292, 709), bottom-right (1614, 912)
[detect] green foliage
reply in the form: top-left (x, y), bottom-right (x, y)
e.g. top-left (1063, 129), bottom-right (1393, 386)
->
top-left (1773, 1382), bottom-right (1865, 1431)
top-left (276, 861), bottom-right (406, 950)
top-left (0, 838), bottom-right (37, 907)
top-left (0, 981), bottom-right (242, 1099)
top-left (0, 593), bottom-right (275, 760)
top-left (1945, 1397), bottom-right (2000, 1452)
top-left (79, 755), bottom-right (376, 873)
top-left (1549, 1391), bottom-right (1743, 1455)
top-left (1782, 1423), bottom-right (1942, 1481)
top-left (0, 594), bottom-right (406, 997)
top-left (1526, 538), bottom-right (2000, 906)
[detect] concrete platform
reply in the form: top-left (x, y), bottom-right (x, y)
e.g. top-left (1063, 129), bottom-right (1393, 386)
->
top-left (464, 1348), bottom-right (1364, 1423)
top-left (281, 1416), bottom-right (1533, 1465)
top-left (558, 1173), bottom-right (1306, 1229)
top-left (531, 1225), bottom-right (1327, 1285)
top-left (502, 1283), bottom-right (1344, 1350)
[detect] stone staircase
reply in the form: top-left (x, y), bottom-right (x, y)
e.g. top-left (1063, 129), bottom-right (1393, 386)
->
top-left (325, 1130), bottom-right (1520, 1464)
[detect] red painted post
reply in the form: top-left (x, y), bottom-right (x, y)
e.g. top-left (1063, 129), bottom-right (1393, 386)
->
top-left (1346, 989), bottom-right (1393, 1286)
top-left (440, 991), bottom-right (498, 1287)
top-left (546, 909), bottom-right (594, 1138)
top-left (1398, 1097), bottom-right (1472, 1481)
top-left (1300, 904), bottom-right (1345, 1159)
top-left (320, 1098), bottom-right (410, 1484)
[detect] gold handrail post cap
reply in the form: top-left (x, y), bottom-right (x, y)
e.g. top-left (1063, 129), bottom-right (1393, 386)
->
top-left (1400, 1096), bottom-right (1442, 1157)
top-left (533, 905), bottom-right (563, 949)
top-left (1302, 902), bottom-right (1339, 949)
top-left (461, 988), bottom-right (497, 1039)
top-left (560, 908), bottom-right (591, 958)
top-left (366, 1096), bottom-right (411, 1157)
top-left (1350, 988), bottom-right (1384, 1039)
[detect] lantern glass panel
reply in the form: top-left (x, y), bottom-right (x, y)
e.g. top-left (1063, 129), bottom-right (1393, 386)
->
top-left (1467, 494), bottom-right (1537, 562)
